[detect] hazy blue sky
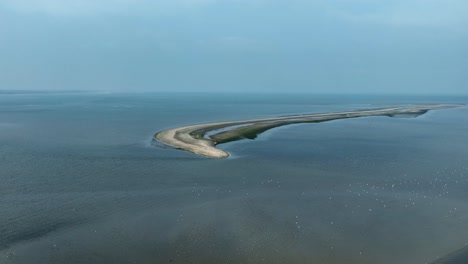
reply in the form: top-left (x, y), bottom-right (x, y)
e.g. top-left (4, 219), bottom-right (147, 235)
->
top-left (0, 0), bottom-right (467, 94)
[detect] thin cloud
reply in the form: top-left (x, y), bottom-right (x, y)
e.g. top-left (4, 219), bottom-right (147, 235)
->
top-left (332, 0), bottom-right (468, 28)
top-left (0, 0), bottom-right (220, 16)
top-left (3, 0), bottom-right (467, 29)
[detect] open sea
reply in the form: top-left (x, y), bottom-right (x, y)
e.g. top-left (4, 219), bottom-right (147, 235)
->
top-left (0, 92), bottom-right (467, 264)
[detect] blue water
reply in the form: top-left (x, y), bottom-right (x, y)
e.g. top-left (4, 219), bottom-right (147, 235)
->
top-left (1, 92), bottom-right (468, 263)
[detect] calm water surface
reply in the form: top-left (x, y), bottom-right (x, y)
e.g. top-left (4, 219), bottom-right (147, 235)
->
top-left (1, 93), bottom-right (467, 263)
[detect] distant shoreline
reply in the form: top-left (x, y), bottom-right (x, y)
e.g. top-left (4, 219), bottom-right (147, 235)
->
top-left (154, 105), bottom-right (459, 158)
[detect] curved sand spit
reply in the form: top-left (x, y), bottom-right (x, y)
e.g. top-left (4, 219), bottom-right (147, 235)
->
top-left (154, 105), bottom-right (459, 158)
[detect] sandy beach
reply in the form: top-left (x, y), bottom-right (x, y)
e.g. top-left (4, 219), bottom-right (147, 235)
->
top-left (154, 105), bottom-right (458, 158)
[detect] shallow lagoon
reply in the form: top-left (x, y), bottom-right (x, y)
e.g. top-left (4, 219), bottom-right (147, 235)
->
top-left (1, 93), bottom-right (468, 263)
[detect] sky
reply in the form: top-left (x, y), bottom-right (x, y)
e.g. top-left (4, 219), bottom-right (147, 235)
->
top-left (0, 0), bottom-right (467, 94)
